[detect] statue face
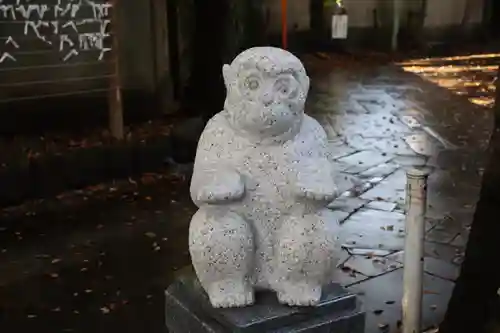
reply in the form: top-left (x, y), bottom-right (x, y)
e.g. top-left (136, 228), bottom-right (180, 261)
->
top-left (223, 47), bottom-right (309, 138)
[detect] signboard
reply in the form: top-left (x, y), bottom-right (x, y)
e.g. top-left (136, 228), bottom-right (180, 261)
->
top-left (331, 14), bottom-right (348, 39)
top-left (0, 0), bottom-right (113, 64)
top-left (0, 0), bottom-right (124, 139)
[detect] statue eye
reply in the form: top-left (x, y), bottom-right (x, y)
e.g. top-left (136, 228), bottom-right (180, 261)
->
top-left (278, 84), bottom-right (288, 94)
top-left (245, 77), bottom-right (260, 91)
top-left (275, 78), bottom-right (292, 96)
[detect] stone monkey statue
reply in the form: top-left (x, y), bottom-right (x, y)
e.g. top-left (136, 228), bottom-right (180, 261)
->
top-left (189, 47), bottom-right (340, 308)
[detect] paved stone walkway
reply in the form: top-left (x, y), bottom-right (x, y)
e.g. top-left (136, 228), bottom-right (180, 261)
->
top-left (303, 56), bottom-right (494, 332)
top-left (0, 55), bottom-right (494, 333)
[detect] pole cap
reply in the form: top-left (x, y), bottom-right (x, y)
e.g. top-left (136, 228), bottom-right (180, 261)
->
top-left (406, 167), bottom-right (431, 177)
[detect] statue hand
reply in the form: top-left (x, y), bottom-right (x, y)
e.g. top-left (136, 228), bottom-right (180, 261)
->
top-left (196, 169), bottom-right (245, 204)
top-left (295, 179), bottom-right (337, 202)
top-left (293, 161), bottom-right (337, 202)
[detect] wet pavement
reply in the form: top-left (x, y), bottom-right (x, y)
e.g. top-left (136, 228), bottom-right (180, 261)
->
top-left (397, 53), bottom-right (499, 108)
top-left (0, 53), bottom-right (496, 333)
top-left (0, 174), bottom-right (196, 333)
top-left (305, 54), bottom-right (494, 332)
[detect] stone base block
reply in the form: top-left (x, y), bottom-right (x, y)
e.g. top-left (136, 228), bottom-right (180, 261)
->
top-left (165, 268), bottom-right (365, 333)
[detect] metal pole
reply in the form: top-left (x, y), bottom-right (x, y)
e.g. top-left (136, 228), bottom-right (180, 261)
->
top-left (402, 168), bottom-right (429, 333)
top-left (281, 0), bottom-right (288, 49)
top-left (108, 0), bottom-right (124, 140)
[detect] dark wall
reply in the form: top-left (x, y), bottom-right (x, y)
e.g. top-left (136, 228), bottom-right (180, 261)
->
top-left (489, 0), bottom-right (500, 36)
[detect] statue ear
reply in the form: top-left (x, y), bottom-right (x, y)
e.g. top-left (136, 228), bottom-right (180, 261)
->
top-left (222, 64), bottom-right (234, 87)
top-left (303, 76), bottom-right (310, 95)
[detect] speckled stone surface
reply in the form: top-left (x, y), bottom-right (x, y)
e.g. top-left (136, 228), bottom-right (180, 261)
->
top-left (188, 47), bottom-right (341, 308)
top-left (165, 268), bottom-right (365, 333)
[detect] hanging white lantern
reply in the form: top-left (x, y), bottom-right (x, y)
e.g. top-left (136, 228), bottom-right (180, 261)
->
top-left (331, 0), bottom-right (348, 39)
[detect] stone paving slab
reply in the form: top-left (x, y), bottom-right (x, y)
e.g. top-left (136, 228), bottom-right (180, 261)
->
top-left (386, 252), bottom-right (460, 282)
top-left (404, 132), bottom-right (441, 156)
top-left (328, 141), bottom-right (358, 160)
top-left (341, 255), bottom-right (402, 279)
top-left (365, 200), bottom-right (397, 212)
top-left (339, 209), bottom-right (406, 251)
top-left (358, 169), bottom-right (407, 204)
top-left (336, 150), bottom-right (392, 174)
top-left (348, 135), bottom-right (418, 156)
top-left (346, 248), bottom-right (395, 257)
top-left (358, 162), bottom-right (400, 179)
top-left (328, 197), bottom-right (367, 214)
top-left (333, 173), bottom-right (364, 196)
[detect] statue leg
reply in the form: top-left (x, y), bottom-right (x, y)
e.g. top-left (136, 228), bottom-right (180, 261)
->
top-left (189, 205), bottom-right (255, 308)
top-left (274, 209), bottom-right (338, 306)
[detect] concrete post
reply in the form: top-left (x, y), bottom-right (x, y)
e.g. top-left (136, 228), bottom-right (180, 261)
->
top-left (391, 0), bottom-right (400, 51)
top-left (402, 168), bottom-right (430, 333)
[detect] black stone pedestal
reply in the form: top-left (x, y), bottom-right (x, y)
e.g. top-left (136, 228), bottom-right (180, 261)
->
top-left (165, 268), bottom-right (365, 333)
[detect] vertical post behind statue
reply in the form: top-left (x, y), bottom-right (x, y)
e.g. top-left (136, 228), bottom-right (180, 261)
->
top-left (281, 0), bottom-right (288, 49)
top-left (391, 0), bottom-right (401, 51)
top-left (109, 0), bottom-right (124, 139)
top-left (402, 168), bottom-right (429, 333)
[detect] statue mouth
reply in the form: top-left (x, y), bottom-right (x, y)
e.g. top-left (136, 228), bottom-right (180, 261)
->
top-left (245, 105), bottom-right (295, 133)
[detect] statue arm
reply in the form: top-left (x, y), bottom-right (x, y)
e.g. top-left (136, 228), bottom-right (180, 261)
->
top-left (190, 119), bottom-right (245, 206)
top-left (290, 117), bottom-right (337, 201)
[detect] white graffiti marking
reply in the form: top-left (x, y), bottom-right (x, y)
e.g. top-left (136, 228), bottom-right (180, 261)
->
top-left (59, 34), bottom-right (74, 51)
top-left (86, 0), bottom-right (112, 20)
top-left (51, 20), bottom-right (59, 34)
top-left (0, 5), bottom-right (16, 19)
top-left (54, 3), bottom-right (80, 18)
top-left (5, 36), bottom-right (20, 48)
top-left (0, 52), bottom-right (16, 63)
top-left (98, 47), bottom-right (111, 61)
top-left (62, 20), bottom-right (78, 33)
top-left (24, 20), bottom-right (51, 44)
top-left (63, 48), bottom-right (78, 62)
top-left (15, 4), bottom-right (48, 20)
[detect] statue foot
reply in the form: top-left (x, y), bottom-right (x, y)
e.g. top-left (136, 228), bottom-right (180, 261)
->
top-left (277, 281), bottom-right (322, 306)
top-left (207, 280), bottom-right (254, 308)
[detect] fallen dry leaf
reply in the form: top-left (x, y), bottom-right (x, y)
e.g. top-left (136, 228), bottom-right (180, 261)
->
top-left (141, 174), bottom-right (157, 185)
top-left (340, 265), bottom-right (352, 272)
top-left (378, 322), bottom-right (389, 330)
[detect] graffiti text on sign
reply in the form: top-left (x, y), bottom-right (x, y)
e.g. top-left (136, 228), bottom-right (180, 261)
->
top-left (0, 0), bottom-right (113, 64)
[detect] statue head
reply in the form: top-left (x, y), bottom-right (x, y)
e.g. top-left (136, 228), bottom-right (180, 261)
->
top-left (222, 47), bottom-right (310, 139)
